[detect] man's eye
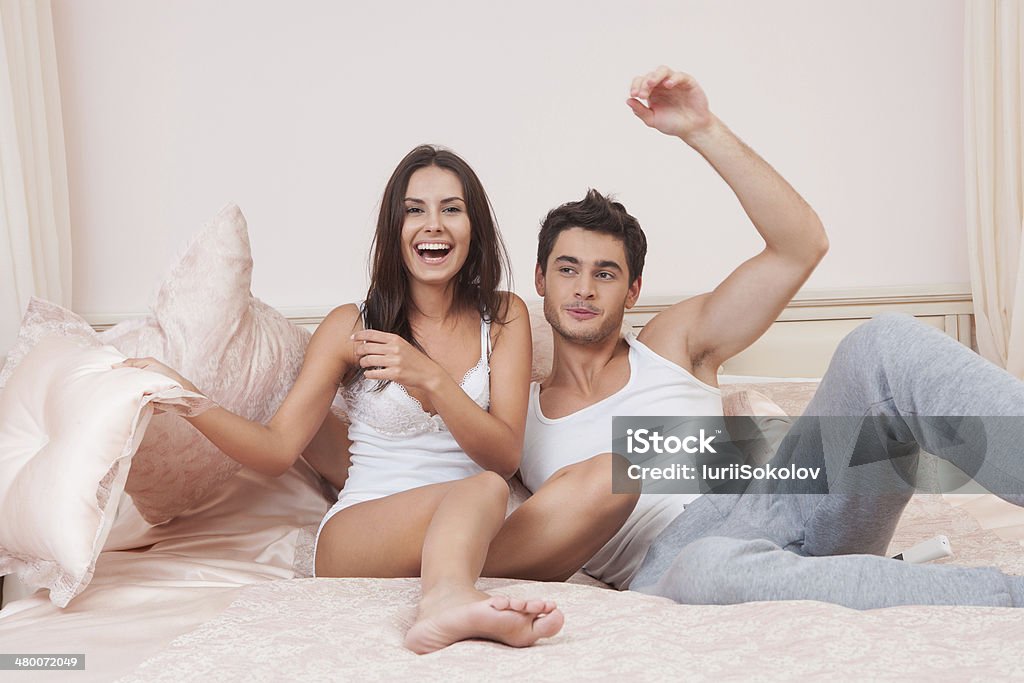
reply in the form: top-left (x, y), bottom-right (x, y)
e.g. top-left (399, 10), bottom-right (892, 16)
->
top-left (597, 272), bottom-right (614, 280)
top-left (559, 267), bottom-right (576, 275)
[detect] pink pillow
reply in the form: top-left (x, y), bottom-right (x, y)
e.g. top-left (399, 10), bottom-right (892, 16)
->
top-left (721, 388), bottom-right (791, 418)
top-left (527, 301), bottom-right (554, 383)
top-left (0, 330), bottom-right (208, 607)
top-left (98, 204), bottom-right (311, 524)
top-left (0, 297), bottom-right (104, 390)
top-left (720, 382), bottom-right (819, 417)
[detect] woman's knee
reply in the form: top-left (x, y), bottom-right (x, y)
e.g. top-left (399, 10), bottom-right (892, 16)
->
top-left (462, 470), bottom-right (511, 504)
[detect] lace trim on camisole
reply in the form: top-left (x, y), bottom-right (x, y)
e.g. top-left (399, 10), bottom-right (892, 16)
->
top-left (341, 314), bottom-right (491, 437)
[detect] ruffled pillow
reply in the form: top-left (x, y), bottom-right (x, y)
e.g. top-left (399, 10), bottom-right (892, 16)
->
top-left (0, 333), bottom-right (208, 607)
top-left (98, 203), bottom-right (312, 524)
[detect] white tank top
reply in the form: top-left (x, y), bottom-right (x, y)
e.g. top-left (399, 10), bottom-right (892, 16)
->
top-left (521, 333), bottom-right (723, 588)
top-left (334, 317), bottom-right (491, 511)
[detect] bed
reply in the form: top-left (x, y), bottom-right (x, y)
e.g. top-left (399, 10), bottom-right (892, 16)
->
top-left (2, 207), bottom-right (1021, 681)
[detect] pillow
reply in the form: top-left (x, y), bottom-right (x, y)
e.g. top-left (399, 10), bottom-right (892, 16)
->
top-left (0, 334), bottom-right (207, 607)
top-left (527, 300), bottom-right (553, 383)
top-left (0, 296), bottom-right (106, 390)
top-left (721, 388), bottom-right (791, 418)
top-left (720, 381), bottom-right (819, 417)
top-left (97, 203), bottom-right (312, 524)
top-left (720, 388), bottom-right (795, 466)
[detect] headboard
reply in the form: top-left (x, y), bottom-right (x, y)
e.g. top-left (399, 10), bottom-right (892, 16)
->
top-left (623, 284), bottom-right (974, 377)
top-left (82, 284), bottom-right (974, 380)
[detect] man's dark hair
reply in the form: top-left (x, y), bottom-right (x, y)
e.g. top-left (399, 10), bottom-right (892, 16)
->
top-left (536, 189), bottom-right (648, 284)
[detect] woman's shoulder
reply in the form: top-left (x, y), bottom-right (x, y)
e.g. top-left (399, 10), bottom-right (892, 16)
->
top-left (487, 292), bottom-right (530, 354)
top-left (321, 303), bottom-right (364, 329)
top-left (492, 291), bottom-right (527, 326)
top-left (311, 304), bottom-right (364, 347)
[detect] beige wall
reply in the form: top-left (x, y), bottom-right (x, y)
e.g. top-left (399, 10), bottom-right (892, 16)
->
top-left (51, 0), bottom-right (967, 317)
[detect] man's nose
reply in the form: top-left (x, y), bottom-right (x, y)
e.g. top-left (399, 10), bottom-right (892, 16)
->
top-left (575, 281), bottom-right (596, 299)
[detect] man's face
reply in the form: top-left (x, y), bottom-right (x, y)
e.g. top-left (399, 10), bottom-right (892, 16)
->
top-left (535, 228), bottom-right (641, 344)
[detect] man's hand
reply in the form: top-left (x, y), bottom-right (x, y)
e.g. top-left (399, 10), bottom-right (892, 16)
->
top-left (351, 329), bottom-right (445, 392)
top-left (627, 66), bottom-right (715, 142)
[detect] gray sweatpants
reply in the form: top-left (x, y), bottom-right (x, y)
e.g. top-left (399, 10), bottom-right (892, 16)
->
top-left (630, 313), bottom-right (1024, 608)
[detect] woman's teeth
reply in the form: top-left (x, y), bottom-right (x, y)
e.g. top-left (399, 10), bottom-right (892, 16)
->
top-left (417, 243), bottom-right (452, 262)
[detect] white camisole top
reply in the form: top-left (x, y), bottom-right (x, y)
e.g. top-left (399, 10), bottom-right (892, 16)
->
top-left (328, 317), bottom-right (492, 514)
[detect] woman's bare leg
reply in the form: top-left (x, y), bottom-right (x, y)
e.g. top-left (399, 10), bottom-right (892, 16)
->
top-left (315, 472), bottom-right (564, 653)
top-left (405, 471), bottom-right (564, 653)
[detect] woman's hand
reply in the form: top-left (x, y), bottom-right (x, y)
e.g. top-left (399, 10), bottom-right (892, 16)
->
top-left (351, 330), bottom-right (445, 392)
top-left (112, 357), bottom-right (199, 394)
top-left (626, 66), bottom-right (716, 142)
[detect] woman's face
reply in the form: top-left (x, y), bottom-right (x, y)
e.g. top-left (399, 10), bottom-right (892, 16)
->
top-left (401, 165), bottom-right (472, 287)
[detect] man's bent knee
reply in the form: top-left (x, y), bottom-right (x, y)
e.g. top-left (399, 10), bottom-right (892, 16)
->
top-left (844, 313), bottom-right (922, 350)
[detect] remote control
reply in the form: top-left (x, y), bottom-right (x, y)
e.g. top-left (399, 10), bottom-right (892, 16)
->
top-left (892, 535), bottom-right (953, 563)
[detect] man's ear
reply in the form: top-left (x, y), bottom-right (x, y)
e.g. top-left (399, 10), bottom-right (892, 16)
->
top-left (534, 263), bottom-right (546, 296)
top-left (625, 276), bottom-right (642, 309)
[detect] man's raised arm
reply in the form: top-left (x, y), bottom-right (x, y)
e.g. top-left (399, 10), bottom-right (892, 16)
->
top-left (628, 66), bottom-right (828, 374)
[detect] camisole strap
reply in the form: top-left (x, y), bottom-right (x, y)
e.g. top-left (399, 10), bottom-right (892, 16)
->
top-left (358, 301), bottom-right (367, 329)
top-left (481, 317), bottom-right (492, 361)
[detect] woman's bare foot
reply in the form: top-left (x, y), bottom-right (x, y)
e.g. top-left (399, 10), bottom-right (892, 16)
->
top-left (404, 586), bottom-right (565, 654)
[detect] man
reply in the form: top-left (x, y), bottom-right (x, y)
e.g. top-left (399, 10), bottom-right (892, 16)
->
top-left (520, 65), bottom-right (1024, 607)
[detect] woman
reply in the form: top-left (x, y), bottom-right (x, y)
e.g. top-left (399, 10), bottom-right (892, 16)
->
top-left (118, 145), bottom-right (564, 653)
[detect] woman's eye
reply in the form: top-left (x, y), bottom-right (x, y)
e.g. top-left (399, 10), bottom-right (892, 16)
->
top-left (405, 207), bottom-right (423, 214)
top-left (442, 206), bottom-right (462, 213)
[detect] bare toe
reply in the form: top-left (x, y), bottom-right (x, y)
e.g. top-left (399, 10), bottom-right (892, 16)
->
top-left (506, 597), bottom-right (527, 611)
top-left (532, 609), bottom-right (565, 639)
top-left (488, 595), bottom-right (511, 610)
top-left (523, 599), bottom-right (555, 613)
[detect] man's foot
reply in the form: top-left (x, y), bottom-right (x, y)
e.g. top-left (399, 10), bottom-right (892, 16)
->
top-left (404, 587), bottom-right (564, 654)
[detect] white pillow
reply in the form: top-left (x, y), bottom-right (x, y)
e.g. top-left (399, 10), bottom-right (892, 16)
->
top-left (0, 335), bottom-right (207, 607)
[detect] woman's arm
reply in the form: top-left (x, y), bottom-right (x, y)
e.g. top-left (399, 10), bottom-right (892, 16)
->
top-left (300, 409), bottom-right (353, 491)
top-left (423, 293), bottom-right (532, 478)
top-left (118, 304), bottom-right (359, 477)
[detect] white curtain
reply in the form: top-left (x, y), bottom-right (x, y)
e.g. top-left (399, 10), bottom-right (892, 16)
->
top-left (0, 0), bottom-right (70, 356)
top-left (965, 0), bottom-right (1024, 376)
